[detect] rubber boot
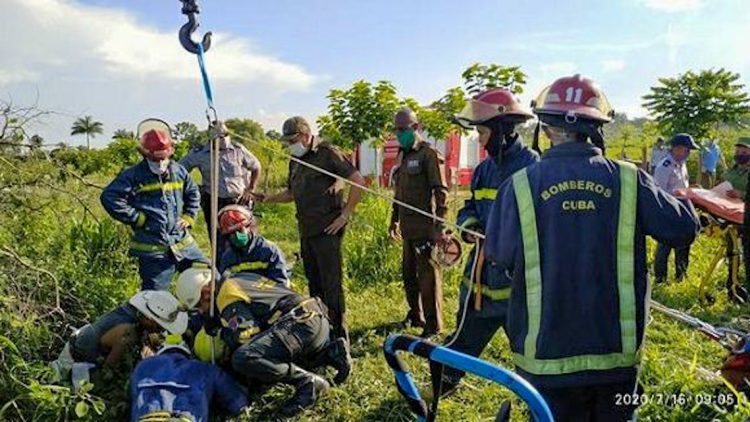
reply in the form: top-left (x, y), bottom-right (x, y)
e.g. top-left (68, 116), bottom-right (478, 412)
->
top-left (279, 365), bottom-right (330, 417)
top-left (326, 337), bottom-right (352, 385)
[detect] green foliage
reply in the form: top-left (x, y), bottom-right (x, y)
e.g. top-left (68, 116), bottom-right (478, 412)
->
top-left (461, 63), bottom-right (527, 96)
top-left (174, 121), bottom-right (206, 150)
top-left (643, 68), bottom-right (750, 140)
top-left (318, 80), bottom-right (401, 150)
top-left (111, 129), bottom-right (134, 140)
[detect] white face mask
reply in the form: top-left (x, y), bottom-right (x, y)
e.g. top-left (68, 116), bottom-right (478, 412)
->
top-left (147, 159), bottom-right (169, 175)
top-left (288, 141), bottom-right (309, 158)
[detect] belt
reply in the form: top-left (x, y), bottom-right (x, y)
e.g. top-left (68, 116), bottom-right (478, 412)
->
top-left (268, 298), bottom-right (323, 326)
top-left (138, 411), bottom-right (193, 422)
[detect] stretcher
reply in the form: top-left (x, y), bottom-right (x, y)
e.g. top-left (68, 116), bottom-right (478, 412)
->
top-left (674, 187), bottom-right (745, 302)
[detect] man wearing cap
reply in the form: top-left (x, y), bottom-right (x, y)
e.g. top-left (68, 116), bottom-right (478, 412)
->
top-left (723, 137), bottom-right (750, 301)
top-left (180, 120), bottom-right (262, 259)
top-left (130, 338), bottom-right (249, 422)
top-left (388, 107), bottom-right (449, 339)
top-left (653, 133), bottom-right (699, 283)
top-left (253, 116), bottom-right (364, 341)
top-left (101, 119), bottom-right (208, 291)
top-left (51, 290), bottom-right (188, 390)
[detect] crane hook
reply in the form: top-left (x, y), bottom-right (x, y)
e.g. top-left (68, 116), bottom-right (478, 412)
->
top-left (178, 0), bottom-right (212, 54)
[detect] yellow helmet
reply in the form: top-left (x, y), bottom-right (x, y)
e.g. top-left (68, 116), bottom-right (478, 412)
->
top-left (193, 328), bottom-right (228, 362)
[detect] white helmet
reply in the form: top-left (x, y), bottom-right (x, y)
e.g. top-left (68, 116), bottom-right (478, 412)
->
top-left (176, 268), bottom-right (212, 308)
top-left (129, 291), bottom-right (188, 335)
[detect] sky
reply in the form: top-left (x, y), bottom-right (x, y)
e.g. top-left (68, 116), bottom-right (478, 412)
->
top-left (1, 0), bottom-right (749, 148)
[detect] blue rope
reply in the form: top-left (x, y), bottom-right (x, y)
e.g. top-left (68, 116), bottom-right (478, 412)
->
top-left (196, 42), bottom-right (215, 109)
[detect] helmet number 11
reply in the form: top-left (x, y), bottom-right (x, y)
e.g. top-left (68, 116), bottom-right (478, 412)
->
top-left (565, 87), bottom-right (583, 104)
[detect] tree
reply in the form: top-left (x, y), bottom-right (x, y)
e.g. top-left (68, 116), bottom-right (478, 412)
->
top-left (70, 116), bottom-right (103, 149)
top-left (642, 68), bottom-right (750, 140)
top-left (225, 118), bottom-right (266, 148)
top-left (265, 129), bottom-right (281, 140)
top-left (174, 121), bottom-right (205, 150)
top-left (28, 134), bottom-right (44, 150)
top-left (462, 63), bottom-right (527, 96)
top-left (112, 129), bottom-right (135, 140)
top-left (317, 80), bottom-right (401, 150)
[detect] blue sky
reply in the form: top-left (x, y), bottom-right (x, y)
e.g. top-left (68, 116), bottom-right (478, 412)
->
top-left (1, 0), bottom-right (748, 147)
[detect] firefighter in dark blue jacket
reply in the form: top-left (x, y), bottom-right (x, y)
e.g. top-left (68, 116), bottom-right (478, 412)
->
top-left (485, 75), bottom-right (700, 421)
top-left (216, 205), bottom-right (290, 286)
top-left (101, 119), bottom-right (208, 290)
top-left (130, 338), bottom-right (248, 422)
top-left (441, 88), bottom-right (539, 392)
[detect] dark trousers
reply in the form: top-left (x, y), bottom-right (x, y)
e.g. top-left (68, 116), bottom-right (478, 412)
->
top-left (443, 309), bottom-right (506, 381)
top-left (200, 193), bottom-right (240, 262)
top-left (300, 234), bottom-right (348, 341)
top-left (538, 381), bottom-right (641, 422)
top-left (402, 238), bottom-right (444, 333)
top-left (231, 313), bottom-right (330, 384)
top-left (654, 243), bottom-right (690, 282)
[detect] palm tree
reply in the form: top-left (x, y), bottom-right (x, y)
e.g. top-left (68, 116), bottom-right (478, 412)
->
top-left (112, 129), bottom-right (135, 140)
top-left (70, 116), bottom-right (103, 149)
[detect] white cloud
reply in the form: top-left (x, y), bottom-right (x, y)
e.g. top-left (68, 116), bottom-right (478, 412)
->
top-left (641, 0), bottom-right (704, 12)
top-left (0, 0), bottom-right (320, 146)
top-left (601, 60), bottom-right (626, 72)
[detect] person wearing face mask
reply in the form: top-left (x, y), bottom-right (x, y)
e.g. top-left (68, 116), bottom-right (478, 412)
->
top-left (252, 116), bottom-right (365, 342)
top-left (388, 107), bottom-right (450, 340)
top-left (101, 119), bottom-right (208, 290)
top-left (180, 120), bottom-right (262, 260)
top-left (653, 133), bottom-right (699, 283)
top-left (438, 88), bottom-right (538, 394)
top-left (722, 137), bottom-right (750, 302)
top-left (484, 75), bottom-right (699, 421)
top-left (215, 205), bottom-right (290, 285)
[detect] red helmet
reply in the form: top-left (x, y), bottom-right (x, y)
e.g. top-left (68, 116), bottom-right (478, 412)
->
top-left (454, 88), bottom-right (533, 128)
top-left (218, 205), bottom-right (255, 235)
top-left (533, 74), bottom-right (613, 123)
top-left (137, 119), bottom-right (174, 159)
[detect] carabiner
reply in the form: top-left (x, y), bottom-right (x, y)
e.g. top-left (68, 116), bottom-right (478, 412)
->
top-left (178, 0), bottom-right (212, 55)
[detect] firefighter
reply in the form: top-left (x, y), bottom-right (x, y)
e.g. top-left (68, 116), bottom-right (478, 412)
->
top-left (51, 290), bottom-right (188, 390)
top-left (130, 337), bottom-right (249, 422)
top-left (389, 107), bottom-right (450, 339)
top-left (441, 88), bottom-right (539, 393)
top-left (215, 205), bottom-right (290, 285)
top-left (253, 116), bottom-right (365, 341)
top-left (101, 119), bottom-right (208, 290)
top-left (180, 120), bottom-right (262, 259)
top-left (175, 270), bottom-right (352, 418)
top-left (485, 74), bottom-right (700, 421)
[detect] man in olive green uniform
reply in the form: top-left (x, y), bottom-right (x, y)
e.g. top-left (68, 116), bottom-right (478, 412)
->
top-left (389, 108), bottom-right (449, 339)
top-left (256, 117), bottom-right (364, 341)
top-left (725, 137), bottom-right (750, 301)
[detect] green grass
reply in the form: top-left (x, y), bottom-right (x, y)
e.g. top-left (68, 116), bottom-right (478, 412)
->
top-left (2, 167), bottom-right (750, 421)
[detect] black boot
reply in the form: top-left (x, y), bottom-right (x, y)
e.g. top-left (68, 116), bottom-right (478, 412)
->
top-left (326, 337), bottom-right (352, 385)
top-left (279, 365), bottom-right (330, 417)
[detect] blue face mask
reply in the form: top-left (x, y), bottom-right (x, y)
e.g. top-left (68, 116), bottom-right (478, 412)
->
top-left (397, 129), bottom-right (415, 150)
top-left (229, 231), bottom-right (250, 248)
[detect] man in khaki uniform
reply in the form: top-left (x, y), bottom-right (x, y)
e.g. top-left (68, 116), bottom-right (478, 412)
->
top-left (389, 108), bottom-right (449, 339)
top-left (256, 116), bottom-right (364, 341)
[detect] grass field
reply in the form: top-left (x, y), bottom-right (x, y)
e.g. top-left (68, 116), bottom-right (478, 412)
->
top-left (2, 168), bottom-right (750, 421)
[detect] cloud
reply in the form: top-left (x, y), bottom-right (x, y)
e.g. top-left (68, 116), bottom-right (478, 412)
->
top-left (601, 60), bottom-right (626, 72)
top-left (640, 0), bottom-right (704, 12)
top-left (539, 62), bottom-right (577, 75)
top-left (0, 0), bottom-right (321, 146)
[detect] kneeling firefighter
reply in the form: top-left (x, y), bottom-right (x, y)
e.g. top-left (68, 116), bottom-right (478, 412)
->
top-left (441, 88), bottom-right (539, 394)
top-left (176, 270), bottom-right (352, 417)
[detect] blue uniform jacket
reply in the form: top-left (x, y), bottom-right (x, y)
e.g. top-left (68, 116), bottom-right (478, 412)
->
top-left (101, 160), bottom-right (203, 259)
top-left (456, 139), bottom-right (539, 317)
top-left (218, 234), bottom-right (290, 285)
top-left (485, 142), bottom-right (699, 388)
top-left (130, 352), bottom-right (248, 422)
